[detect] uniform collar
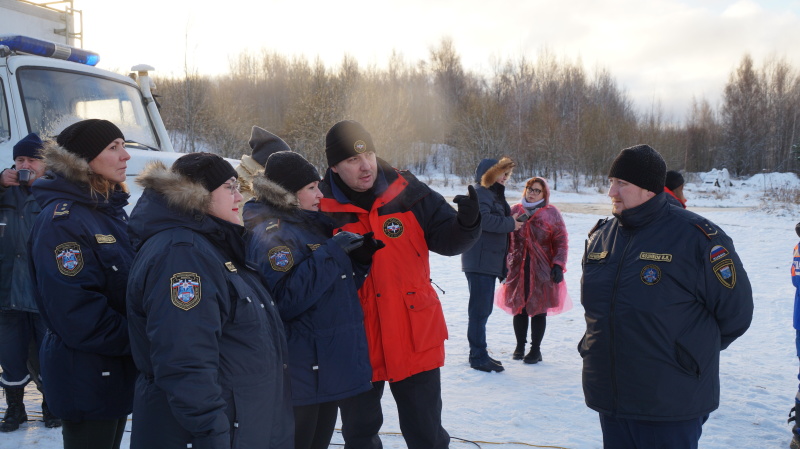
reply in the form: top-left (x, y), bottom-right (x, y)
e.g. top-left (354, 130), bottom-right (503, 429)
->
top-left (614, 192), bottom-right (667, 229)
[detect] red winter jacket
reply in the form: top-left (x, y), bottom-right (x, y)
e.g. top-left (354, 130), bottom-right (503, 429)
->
top-left (320, 162), bottom-right (480, 382)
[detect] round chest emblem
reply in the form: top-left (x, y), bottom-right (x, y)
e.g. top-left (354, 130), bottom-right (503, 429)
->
top-left (640, 264), bottom-right (661, 285)
top-left (354, 140), bottom-right (367, 153)
top-left (383, 217), bottom-right (404, 238)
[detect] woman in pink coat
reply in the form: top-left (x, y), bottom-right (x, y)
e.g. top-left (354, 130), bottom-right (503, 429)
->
top-left (498, 177), bottom-right (571, 363)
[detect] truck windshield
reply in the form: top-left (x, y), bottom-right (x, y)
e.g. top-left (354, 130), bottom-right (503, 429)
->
top-left (17, 68), bottom-right (160, 148)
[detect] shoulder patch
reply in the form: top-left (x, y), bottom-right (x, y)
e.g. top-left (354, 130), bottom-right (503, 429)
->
top-left (588, 218), bottom-right (609, 237)
top-left (695, 221), bottom-right (718, 240)
top-left (709, 245), bottom-right (729, 263)
top-left (54, 242), bottom-right (84, 276)
top-left (268, 246), bottom-right (294, 272)
top-left (713, 259), bottom-right (736, 288)
top-left (52, 201), bottom-right (72, 220)
top-left (171, 272), bottom-right (202, 310)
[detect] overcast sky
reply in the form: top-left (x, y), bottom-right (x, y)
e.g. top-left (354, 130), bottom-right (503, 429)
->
top-left (73, 0), bottom-right (799, 122)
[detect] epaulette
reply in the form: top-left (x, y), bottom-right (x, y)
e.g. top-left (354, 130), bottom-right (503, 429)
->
top-left (588, 217), bottom-right (609, 237)
top-left (51, 201), bottom-right (73, 221)
top-left (172, 227), bottom-right (195, 246)
top-left (263, 218), bottom-right (281, 233)
top-left (694, 220), bottom-right (718, 240)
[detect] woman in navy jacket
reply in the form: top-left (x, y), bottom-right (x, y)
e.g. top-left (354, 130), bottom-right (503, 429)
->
top-left (28, 119), bottom-right (136, 449)
top-left (460, 157), bottom-right (520, 372)
top-left (126, 153), bottom-right (293, 449)
top-left (244, 151), bottom-right (377, 449)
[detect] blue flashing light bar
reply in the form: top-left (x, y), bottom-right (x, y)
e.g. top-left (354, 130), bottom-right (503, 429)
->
top-left (0, 35), bottom-right (99, 66)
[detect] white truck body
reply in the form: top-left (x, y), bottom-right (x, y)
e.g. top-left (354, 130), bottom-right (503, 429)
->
top-left (0, 1), bottom-right (230, 211)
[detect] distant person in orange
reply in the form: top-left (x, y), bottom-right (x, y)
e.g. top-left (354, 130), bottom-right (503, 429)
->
top-left (664, 170), bottom-right (687, 208)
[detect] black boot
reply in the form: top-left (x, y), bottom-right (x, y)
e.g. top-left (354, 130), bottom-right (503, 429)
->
top-left (0, 387), bottom-right (27, 432)
top-left (512, 344), bottom-right (525, 360)
top-left (789, 405), bottom-right (800, 449)
top-left (41, 399), bottom-right (61, 429)
top-left (524, 314), bottom-right (546, 364)
top-left (512, 313), bottom-right (528, 360)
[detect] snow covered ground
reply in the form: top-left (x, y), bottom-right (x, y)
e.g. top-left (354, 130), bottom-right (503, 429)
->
top-left (3, 172), bottom-right (800, 448)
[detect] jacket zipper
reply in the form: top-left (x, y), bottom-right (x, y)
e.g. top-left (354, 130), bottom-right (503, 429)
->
top-left (609, 230), bottom-right (634, 414)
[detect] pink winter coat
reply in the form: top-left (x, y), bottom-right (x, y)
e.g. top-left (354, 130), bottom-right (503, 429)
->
top-left (497, 180), bottom-right (571, 317)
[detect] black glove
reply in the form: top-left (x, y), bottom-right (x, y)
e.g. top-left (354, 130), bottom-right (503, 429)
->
top-left (331, 231), bottom-right (365, 254)
top-left (551, 264), bottom-right (564, 283)
top-left (452, 185), bottom-right (480, 226)
top-left (349, 232), bottom-right (386, 265)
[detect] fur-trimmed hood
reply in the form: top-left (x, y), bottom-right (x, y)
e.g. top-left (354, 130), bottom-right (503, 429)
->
top-left (134, 160), bottom-right (211, 215)
top-left (250, 174), bottom-right (299, 211)
top-left (478, 157), bottom-right (515, 188)
top-left (235, 154), bottom-right (265, 196)
top-left (41, 138), bottom-right (94, 185)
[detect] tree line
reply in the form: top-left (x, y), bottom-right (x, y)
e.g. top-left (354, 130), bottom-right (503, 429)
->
top-left (152, 38), bottom-right (800, 188)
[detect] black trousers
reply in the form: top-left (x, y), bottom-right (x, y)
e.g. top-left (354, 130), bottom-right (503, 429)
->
top-left (62, 417), bottom-right (127, 449)
top-left (293, 401), bottom-right (338, 449)
top-left (338, 368), bottom-right (450, 449)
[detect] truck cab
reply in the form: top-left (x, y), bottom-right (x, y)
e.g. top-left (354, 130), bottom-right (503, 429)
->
top-left (0, 34), bottom-right (210, 210)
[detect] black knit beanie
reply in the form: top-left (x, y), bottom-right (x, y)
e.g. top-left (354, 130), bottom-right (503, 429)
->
top-left (325, 120), bottom-right (375, 167)
top-left (264, 151), bottom-right (321, 193)
top-left (608, 144), bottom-right (666, 193)
top-left (249, 126), bottom-right (291, 167)
top-left (171, 152), bottom-right (238, 193)
top-left (56, 119), bottom-right (124, 162)
top-left (13, 133), bottom-right (43, 160)
top-left (665, 170), bottom-right (685, 191)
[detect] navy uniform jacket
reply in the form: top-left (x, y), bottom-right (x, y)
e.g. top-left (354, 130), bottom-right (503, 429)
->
top-left (126, 162), bottom-right (292, 449)
top-left (461, 158), bottom-right (514, 278)
top-left (243, 175), bottom-right (372, 407)
top-left (0, 181), bottom-right (41, 312)
top-left (28, 142), bottom-right (136, 421)
top-left (580, 193), bottom-right (753, 421)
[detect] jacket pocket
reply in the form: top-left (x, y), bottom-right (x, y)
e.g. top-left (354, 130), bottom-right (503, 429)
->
top-left (675, 341), bottom-right (700, 377)
top-left (228, 275), bottom-right (263, 325)
top-left (403, 287), bottom-right (448, 353)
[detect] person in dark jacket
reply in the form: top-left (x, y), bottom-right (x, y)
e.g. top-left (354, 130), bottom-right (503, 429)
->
top-left (580, 144), bottom-right (753, 449)
top-left (244, 150), bottom-right (379, 449)
top-left (790, 226), bottom-right (800, 449)
top-left (0, 133), bottom-right (61, 431)
top-left (28, 119), bottom-right (136, 449)
top-left (665, 169), bottom-right (687, 208)
top-left (236, 125), bottom-right (292, 205)
top-left (460, 157), bottom-right (520, 373)
top-left (126, 153), bottom-right (293, 449)
top-left (319, 120), bottom-right (480, 449)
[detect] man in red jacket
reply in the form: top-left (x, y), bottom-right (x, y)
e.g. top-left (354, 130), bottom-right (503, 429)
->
top-left (319, 120), bottom-right (481, 449)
